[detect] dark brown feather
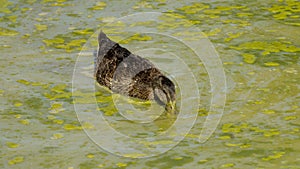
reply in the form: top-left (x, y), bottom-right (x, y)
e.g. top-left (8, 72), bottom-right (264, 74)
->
top-left (94, 31), bottom-right (176, 108)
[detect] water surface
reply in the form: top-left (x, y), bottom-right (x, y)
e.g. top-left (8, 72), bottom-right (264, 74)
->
top-left (1, 0), bottom-right (299, 168)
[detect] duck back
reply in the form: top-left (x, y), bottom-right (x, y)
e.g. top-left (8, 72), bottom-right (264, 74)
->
top-left (94, 31), bottom-right (172, 102)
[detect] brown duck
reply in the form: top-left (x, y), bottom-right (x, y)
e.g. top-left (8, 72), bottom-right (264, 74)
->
top-left (94, 31), bottom-right (176, 112)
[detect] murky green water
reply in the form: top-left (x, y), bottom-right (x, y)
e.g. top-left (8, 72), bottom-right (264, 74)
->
top-left (1, 0), bottom-right (299, 168)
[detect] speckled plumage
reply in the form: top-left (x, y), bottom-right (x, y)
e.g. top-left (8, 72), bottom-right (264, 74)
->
top-left (94, 31), bottom-right (176, 110)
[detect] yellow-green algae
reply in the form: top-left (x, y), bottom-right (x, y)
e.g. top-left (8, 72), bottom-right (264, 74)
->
top-left (119, 33), bottom-right (152, 44)
top-left (231, 41), bottom-right (300, 55)
top-left (139, 140), bottom-right (175, 146)
top-left (49, 102), bottom-right (64, 114)
top-left (225, 32), bottom-right (244, 42)
top-left (35, 24), bottom-right (48, 31)
top-left (63, 122), bottom-right (94, 131)
top-left (19, 119), bottom-right (30, 125)
top-left (176, 2), bottom-right (209, 14)
top-left (0, 0), bottom-right (14, 14)
top-left (204, 28), bottom-right (221, 37)
top-left (129, 21), bottom-right (158, 28)
top-left (86, 153), bottom-right (95, 159)
top-left (132, 1), bottom-right (154, 9)
top-left (123, 153), bottom-right (147, 158)
top-left (116, 162), bottom-right (127, 167)
top-left (14, 102), bottom-right (23, 107)
top-left (242, 53), bottom-right (256, 64)
top-left (284, 116), bottom-right (297, 121)
top-left (50, 133), bottom-right (64, 139)
top-left (265, 0), bottom-right (300, 25)
top-left (0, 27), bottom-right (19, 36)
top-left (41, 0), bottom-right (69, 7)
top-left (3, 15), bottom-right (17, 23)
top-left (8, 156), bottom-right (24, 165)
top-left (157, 12), bottom-right (193, 30)
top-left (47, 114), bottom-right (64, 125)
top-left (264, 62), bottom-right (280, 67)
top-left (72, 28), bottom-right (94, 35)
top-left (43, 38), bottom-right (65, 46)
top-left (222, 122), bottom-right (281, 138)
top-left (262, 151), bottom-right (285, 161)
top-left (16, 79), bottom-right (49, 88)
top-left (6, 142), bottom-right (20, 148)
top-left (42, 32), bottom-right (90, 52)
top-left (88, 2), bottom-right (107, 10)
top-left (262, 109), bottom-right (276, 114)
top-left (42, 0), bottom-right (67, 3)
top-left (220, 163), bottom-right (235, 168)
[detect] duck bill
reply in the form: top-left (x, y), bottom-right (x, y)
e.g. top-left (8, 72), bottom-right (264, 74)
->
top-left (166, 101), bottom-right (176, 113)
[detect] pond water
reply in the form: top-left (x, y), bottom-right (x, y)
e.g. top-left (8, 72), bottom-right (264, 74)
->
top-left (1, 0), bottom-right (299, 168)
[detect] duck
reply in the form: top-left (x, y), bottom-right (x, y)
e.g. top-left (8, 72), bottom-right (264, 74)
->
top-left (94, 31), bottom-right (176, 112)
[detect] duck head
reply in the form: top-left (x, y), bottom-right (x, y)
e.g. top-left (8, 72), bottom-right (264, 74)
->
top-left (153, 75), bottom-right (176, 113)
